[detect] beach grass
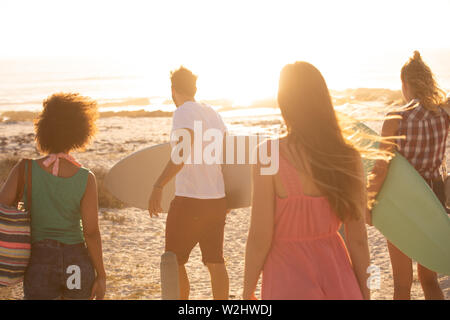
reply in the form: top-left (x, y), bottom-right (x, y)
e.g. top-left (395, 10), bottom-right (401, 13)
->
top-left (0, 110), bottom-right (173, 123)
top-left (92, 166), bottom-right (126, 209)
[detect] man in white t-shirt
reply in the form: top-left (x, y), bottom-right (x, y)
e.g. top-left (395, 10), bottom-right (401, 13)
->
top-left (148, 66), bottom-right (229, 300)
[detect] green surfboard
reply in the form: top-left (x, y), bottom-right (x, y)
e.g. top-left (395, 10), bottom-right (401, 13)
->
top-left (357, 122), bottom-right (450, 275)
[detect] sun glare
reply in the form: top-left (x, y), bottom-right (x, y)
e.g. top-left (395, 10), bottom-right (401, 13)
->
top-left (1, 0), bottom-right (449, 105)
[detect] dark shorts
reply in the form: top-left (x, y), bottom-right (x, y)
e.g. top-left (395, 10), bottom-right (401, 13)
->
top-left (23, 239), bottom-right (95, 300)
top-left (165, 196), bottom-right (227, 265)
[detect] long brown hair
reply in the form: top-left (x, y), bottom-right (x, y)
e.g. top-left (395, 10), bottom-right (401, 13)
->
top-left (401, 51), bottom-right (447, 113)
top-left (277, 62), bottom-right (365, 222)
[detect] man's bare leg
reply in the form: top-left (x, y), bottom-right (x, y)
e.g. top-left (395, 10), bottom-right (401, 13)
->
top-left (178, 264), bottom-right (190, 300)
top-left (206, 263), bottom-right (229, 300)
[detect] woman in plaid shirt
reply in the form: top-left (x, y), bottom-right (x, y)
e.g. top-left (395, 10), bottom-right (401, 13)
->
top-left (367, 51), bottom-right (449, 300)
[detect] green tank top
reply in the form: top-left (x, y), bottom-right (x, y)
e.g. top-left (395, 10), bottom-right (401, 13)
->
top-left (23, 160), bottom-right (90, 244)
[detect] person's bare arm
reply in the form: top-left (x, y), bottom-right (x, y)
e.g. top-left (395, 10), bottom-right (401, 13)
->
top-left (243, 160), bottom-right (275, 299)
top-left (366, 118), bottom-right (400, 224)
top-left (148, 160), bottom-right (184, 217)
top-left (154, 161), bottom-right (184, 190)
top-left (344, 157), bottom-right (371, 300)
top-left (345, 215), bottom-right (371, 300)
top-left (80, 172), bottom-right (106, 300)
top-left (0, 161), bottom-right (21, 206)
top-left (148, 128), bottom-right (193, 217)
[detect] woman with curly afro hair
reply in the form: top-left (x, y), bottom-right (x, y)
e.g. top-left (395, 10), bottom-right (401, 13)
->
top-left (0, 93), bottom-right (106, 300)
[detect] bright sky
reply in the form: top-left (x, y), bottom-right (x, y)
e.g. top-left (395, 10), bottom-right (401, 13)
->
top-left (1, 0), bottom-right (449, 102)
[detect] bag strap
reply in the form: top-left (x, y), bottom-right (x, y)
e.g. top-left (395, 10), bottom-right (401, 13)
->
top-left (25, 159), bottom-right (32, 212)
top-left (13, 159), bottom-right (32, 211)
top-left (13, 159), bottom-right (26, 207)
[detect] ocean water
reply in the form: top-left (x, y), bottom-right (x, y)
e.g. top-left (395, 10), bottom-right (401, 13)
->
top-left (1, 53), bottom-right (449, 114)
top-left (0, 57), bottom-right (173, 112)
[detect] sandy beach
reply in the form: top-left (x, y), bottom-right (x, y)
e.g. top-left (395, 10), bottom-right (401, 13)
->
top-left (0, 111), bottom-right (449, 300)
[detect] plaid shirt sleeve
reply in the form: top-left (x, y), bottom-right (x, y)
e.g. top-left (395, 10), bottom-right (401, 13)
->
top-left (395, 104), bottom-right (449, 180)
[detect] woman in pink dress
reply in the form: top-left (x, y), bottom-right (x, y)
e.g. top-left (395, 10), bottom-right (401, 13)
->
top-left (243, 62), bottom-right (371, 300)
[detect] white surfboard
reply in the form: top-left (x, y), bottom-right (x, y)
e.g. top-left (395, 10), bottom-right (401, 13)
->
top-left (104, 136), bottom-right (261, 212)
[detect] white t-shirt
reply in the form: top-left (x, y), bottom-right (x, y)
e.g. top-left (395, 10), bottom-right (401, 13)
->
top-left (171, 101), bottom-right (227, 199)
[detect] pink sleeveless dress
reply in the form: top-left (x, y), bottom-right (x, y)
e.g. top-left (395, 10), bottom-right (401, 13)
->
top-left (261, 153), bottom-right (363, 300)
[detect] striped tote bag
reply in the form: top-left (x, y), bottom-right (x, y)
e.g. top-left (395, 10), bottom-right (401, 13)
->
top-left (0, 159), bottom-right (31, 287)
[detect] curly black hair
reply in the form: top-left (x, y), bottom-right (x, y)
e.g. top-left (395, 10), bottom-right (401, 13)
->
top-left (34, 93), bottom-right (98, 154)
